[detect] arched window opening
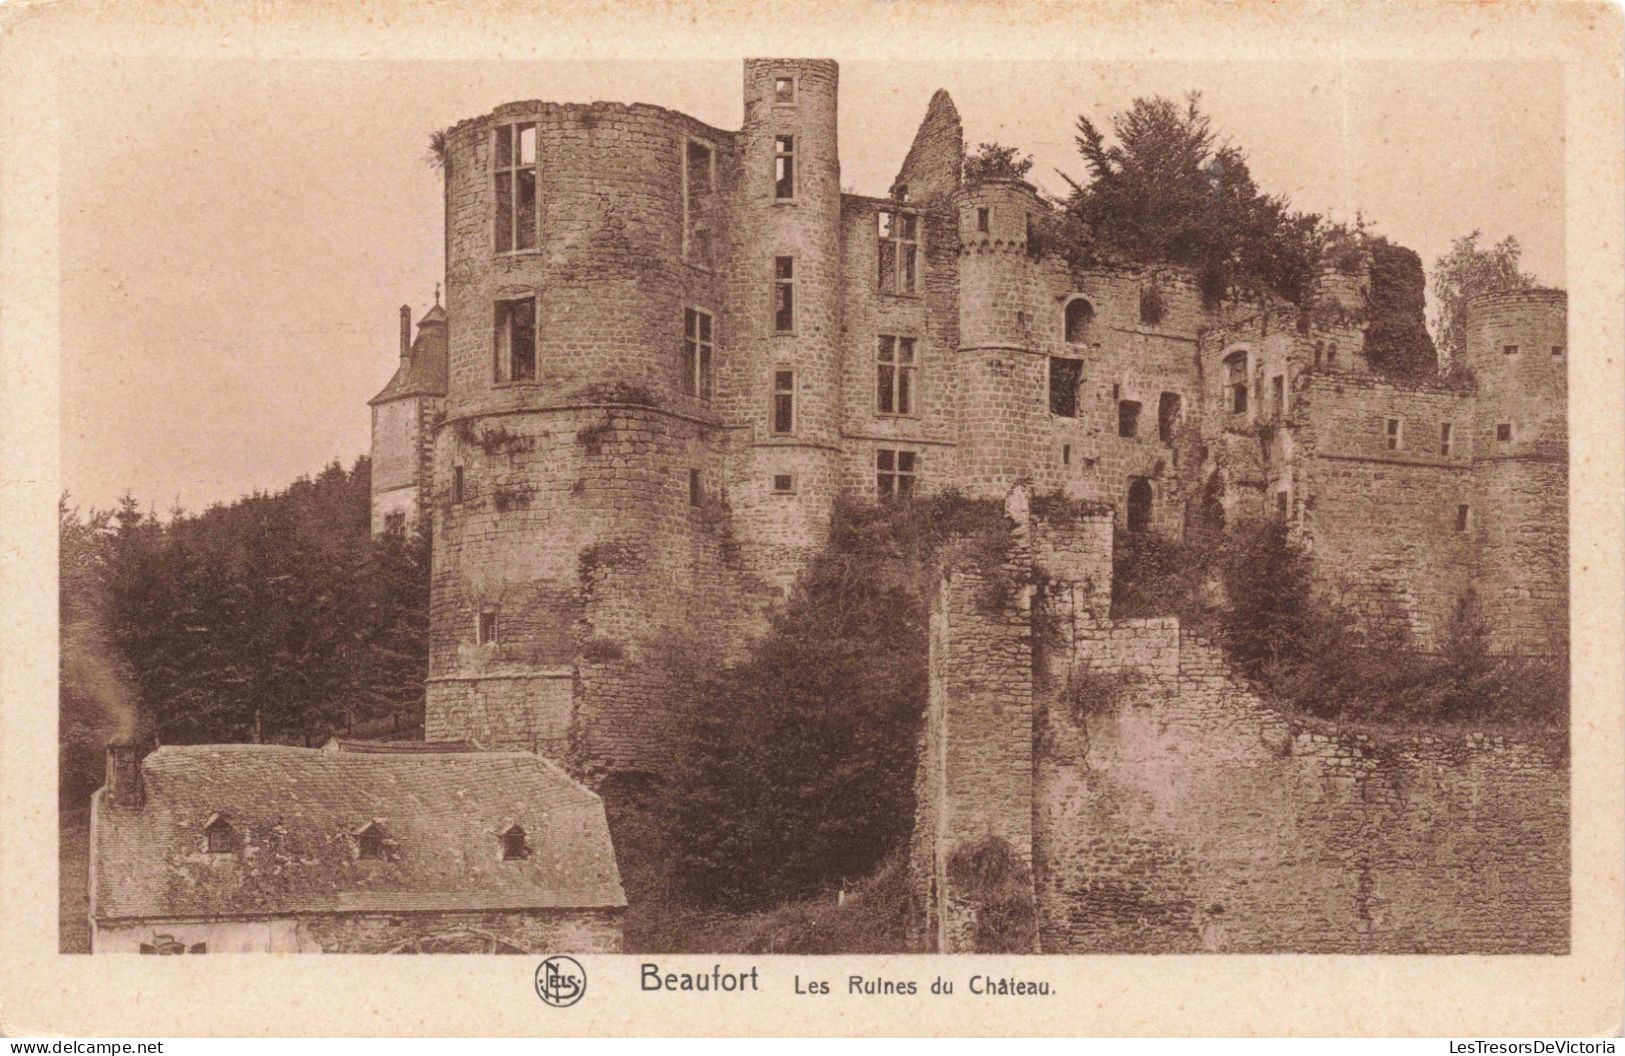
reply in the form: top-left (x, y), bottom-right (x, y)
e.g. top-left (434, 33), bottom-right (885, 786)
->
top-left (1064, 297), bottom-right (1095, 345)
top-left (1126, 478), bottom-right (1153, 533)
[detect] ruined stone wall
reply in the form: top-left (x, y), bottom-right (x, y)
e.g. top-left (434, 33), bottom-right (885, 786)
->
top-left (1037, 628), bottom-right (1568, 953)
top-left (1294, 372), bottom-right (1478, 646)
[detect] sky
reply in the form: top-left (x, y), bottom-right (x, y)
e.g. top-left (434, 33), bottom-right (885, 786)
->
top-left (58, 57), bottom-right (1564, 514)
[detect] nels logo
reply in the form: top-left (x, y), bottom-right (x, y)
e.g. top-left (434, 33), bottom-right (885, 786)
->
top-left (535, 955), bottom-right (587, 1007)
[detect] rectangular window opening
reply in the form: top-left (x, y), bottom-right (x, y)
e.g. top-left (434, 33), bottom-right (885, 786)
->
top-left (683, 140), bottom-right (716, 266)
top-left (876, 449), bottom-right (917, 501)
top-left (1456, 503), bottom-right (1471, 533)
top-left (1271, 375), bottom-right (1285, 419)
top-left (1440, 422), bottom-right (1454, 457)
top-left (1276, 491), bottom-right (1289, 522)
top-left (1551, 344), bottom-right (1565, 357)
top-left (477, 609), bottom-right (498, 646)
top-left (774, 257), bottom-right (795, 332)
top-left (877, 209), bottom-right (919, 294)
top-left (976, 207), bottom-right (990, 233)
top-left (1062, 443), bottom-right (1071, 466)
top-left (774, 135), bottom-right (796, 200)
top-left (494, 296), bottom-right (537, 382)
top-left (876, 335), bottom-right (917, 415)
top-left (773, 76), bottom-right (796, 105)
top-left (1118, 400), bottom-right (1142, 439)
top-left (1496, 422), bottom-right (1513, 443)
top-left (493, 122), bottom-right (539, 253)
top-left (452, 465), bottom-right (465, 504)
top-left (1385, 417), bottom-right (1402, 451)
top-left (772, 370), bottom-right (796, 434)
top-left (683, 308), bottom-right (714, 400)
top-left (1503, 344), bottom-right (1520, 356)
top-left (1157, 392), bottom-right (1182, 443)
top-left (1049, 357), bottom-right (1082, 417)
top-left (772, 473), bottom-right (795, 494)
top-left (688, 469), bottom-right (703, 506)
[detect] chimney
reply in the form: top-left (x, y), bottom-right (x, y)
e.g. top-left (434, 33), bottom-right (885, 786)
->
top-left (399, 304), bottom-right (412, 358)
top-left (106, 740), bottom-right (145, 810)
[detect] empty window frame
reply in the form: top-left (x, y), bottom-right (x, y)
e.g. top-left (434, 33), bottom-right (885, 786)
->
top-left (1226, 353), bottom-right (1249, 413)
top-left (876, 449), bottom-right (917, 500)
top-left (683, 140), bottom-right (715, 266)
top-left (774, 257), bottom-right (795, 332)
top-left (1385, 417), bottom-right (1402, 451)
top-left (1157, 392), bottom-right (1182, 442)
top-left (773, 75), bottom-right (796, 105)
top-left (683, 308), bottom-right (714, 400)
top-left (771, 369), bottom-right (796, 434)
top-left (771, 473), bottom-right (796, 494)
top-left (773, 135), bottom-right (796, 199)
top-left (451, 465), bottom-right (465, 504)
top-left (1126, 478), bottom-right (1153, 532)
top-left (477, 609), bottom-right (498, 646)
top-left (1456, 503), bottom-right (1471, 533)
top-left (878, 209), bottom-right (919, 294)
top-left (976, 206), bottom-right (990, 233)
top-left (1048, 356), bottom-right (1082, 417)
top-left (1503, 343), bottom-right (1520, 356)
top-left (1118, 400), bottom-right (1142, 439)
top-left (877, 335), bottom-right (917, 415)
top-left (384, 511), bottom-right (406, 537)
top-left (1271, 375), bottom-right (1285, 418)
top-left (493, 122), bottom-right (539, 253)
top-left (1496, 422), bottom-right (1513, 443)
top-left (1440, 422), bottom-right (1454, 457)
top-left (494, 296), bottom-right (537, 382)
top-left (1064, 298), bottom-right (1094, 344)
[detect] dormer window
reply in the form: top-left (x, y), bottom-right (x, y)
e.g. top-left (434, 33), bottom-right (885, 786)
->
top-left (355, 821), bottom-right (386, 861)
top-left (204, 815), bottom-right (235, 854)
top-left (500, 824), bottom-right (530, 861)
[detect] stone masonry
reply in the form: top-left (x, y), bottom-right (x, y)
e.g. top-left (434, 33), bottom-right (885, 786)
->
top-left (369, 59), bottom-right (1568, 778)
top-left (913, 483), bottom-right (1567, 953)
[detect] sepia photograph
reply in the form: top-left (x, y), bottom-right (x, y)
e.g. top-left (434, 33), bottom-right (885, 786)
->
top-left (5, 0), bottom-right (1622, 1041)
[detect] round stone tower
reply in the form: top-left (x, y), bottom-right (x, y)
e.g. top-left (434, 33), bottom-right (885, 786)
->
top-left (723, 59), bottom-right (845, 593)
top-left (1464, 288), bottom-right (1568, 654)
top-left (954, 177), bottom-right (1049, 497)
top-left (427, 98), bottom-right (746, 774)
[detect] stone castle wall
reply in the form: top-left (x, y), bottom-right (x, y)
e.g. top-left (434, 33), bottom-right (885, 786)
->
top-left (914, 493), bottom-right (1568, 954)
top-left (404, 60), bottom-right (1567, 783)
top-left (1036, 629), bottom-right (1568, 953)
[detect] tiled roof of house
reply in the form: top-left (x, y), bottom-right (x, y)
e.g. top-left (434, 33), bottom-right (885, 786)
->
top-left (368, 314), bottom-right (448, 405)
top-left (92, 744), bottom-right (626, 922)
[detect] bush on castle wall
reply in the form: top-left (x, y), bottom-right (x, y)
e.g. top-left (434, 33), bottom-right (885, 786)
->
top-left (1113, 520), bottom-right (1567, 729)
top-left (667, 492), bottom-right (1019, 907)
top-left (945, 835), bottom-right (1038, 953)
